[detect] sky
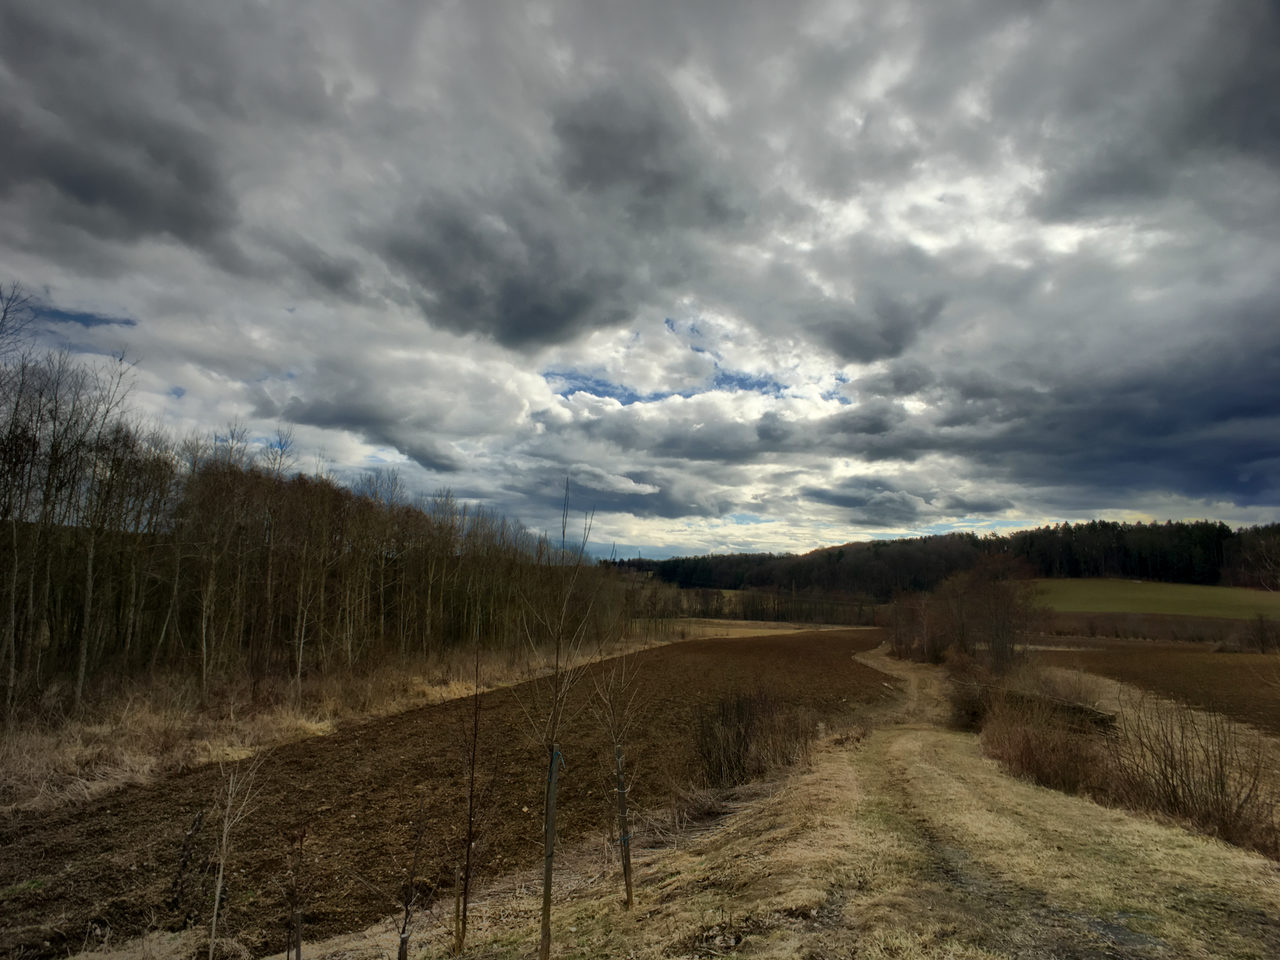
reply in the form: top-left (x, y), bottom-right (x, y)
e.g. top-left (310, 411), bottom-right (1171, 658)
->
top-left (2, 0), bottom-right (1279, 557)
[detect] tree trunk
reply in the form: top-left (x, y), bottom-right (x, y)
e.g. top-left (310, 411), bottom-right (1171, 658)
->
top-left (615, 745), bottom-right (633, 909)
top-left (74, 529), bottom-right (95, 711)
top-left (539, 743), bottom-right (561, 960)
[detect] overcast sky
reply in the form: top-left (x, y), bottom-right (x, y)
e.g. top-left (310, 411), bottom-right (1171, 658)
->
top-left (3, 0), bottom-right (1278, 556)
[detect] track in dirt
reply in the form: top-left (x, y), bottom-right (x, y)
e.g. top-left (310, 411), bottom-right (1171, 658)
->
top-left (0, 628), bottom-right (893, 959)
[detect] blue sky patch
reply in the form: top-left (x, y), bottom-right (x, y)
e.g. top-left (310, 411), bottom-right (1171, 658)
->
top-left (546, 369), bottom-right (676, 404)
top-left (36, 306), bottom-right (137, 328)
top-left (712, 369), bottom-right (785, 395)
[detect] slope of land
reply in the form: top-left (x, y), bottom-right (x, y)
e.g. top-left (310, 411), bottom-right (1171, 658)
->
top-left (0, 629), bottom-right (891, 959)
top-left (62, 640), bottom-right (1280, 960)
top-left (1036, 639), bottom-right (1280, 736)
top-left (1036, 579), bottom-right (1280, 620)
top-left (194, 647), bottom-right (1280, 960)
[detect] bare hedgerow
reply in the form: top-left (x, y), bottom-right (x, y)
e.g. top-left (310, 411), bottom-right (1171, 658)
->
top-left (979, 689), bottom-right (1106, 796)
top-left (1105, 693), bottom-right (1278, 856)
top-left (975, 668), bottom-right (1280, 860)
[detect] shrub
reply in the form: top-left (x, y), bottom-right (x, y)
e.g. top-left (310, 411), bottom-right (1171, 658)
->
top-left (1105, 695), bottom-right (1278, 856)
top-left (973, 665), bottom-right (1280, 860)
top-left (693, 692), bottom-right (814, 788)
top-left (980, 691), bottom-right (1105, 795)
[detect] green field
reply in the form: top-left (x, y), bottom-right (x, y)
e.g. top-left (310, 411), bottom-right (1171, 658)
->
top-left (1034, 578), bottom-right (1280, 620)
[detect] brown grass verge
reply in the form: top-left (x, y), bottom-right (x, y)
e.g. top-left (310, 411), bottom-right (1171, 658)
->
top-left (971, 666), bottom-right (1280, 860)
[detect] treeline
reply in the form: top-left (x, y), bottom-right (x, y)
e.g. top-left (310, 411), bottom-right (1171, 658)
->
top-left (679, 587), bottom-right (875, 626)
top-left (0, 350), bottom-right (652, 721)
top-left (620, 519), bottom-right (1280, 603)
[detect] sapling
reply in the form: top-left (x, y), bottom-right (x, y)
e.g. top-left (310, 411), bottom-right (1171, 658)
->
top-left (280, 826), bottom-right (308, 960)
top-left (397, 795), bottom-right (430, 960)
top-left (515, 484), bottom-right (597, 960)
top-left (592, 652), bottom-right (641, 908)
top-left (208, 754), bottom-right (265, 960)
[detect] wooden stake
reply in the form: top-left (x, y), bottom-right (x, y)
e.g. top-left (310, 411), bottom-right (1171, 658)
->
top-left (455, 864), bottom-right (462, 948)
top-left (615, 745), bottom-right (633, 910)
top-left (539, 743), bottom-right (561, 960)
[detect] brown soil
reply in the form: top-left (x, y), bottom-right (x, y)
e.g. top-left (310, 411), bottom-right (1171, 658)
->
top-left (0, 629), bottom-right (892, 959)
top-left (1034, 640), bottom-right (1280, 735)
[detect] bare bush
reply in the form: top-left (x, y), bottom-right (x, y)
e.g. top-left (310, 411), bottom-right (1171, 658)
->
top-left (209, 754), bottom-right (266, 960)
top-left (980, 691), bottom-right (1105, 795)
top-left (1106, 694), bottom-right (1278, 855)
top-left (974, 665), bottom-right (1280, 859)
top-left (693, 692), bottom-right (814, 788)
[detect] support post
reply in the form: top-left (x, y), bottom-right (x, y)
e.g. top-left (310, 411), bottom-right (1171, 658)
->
top-left (615, 745), bottom-right (633, 909)
top-left (539, 743), bottom-right (561, 960)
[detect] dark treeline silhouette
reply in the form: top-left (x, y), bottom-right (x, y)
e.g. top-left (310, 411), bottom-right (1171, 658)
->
top-left (0, 349), bottom-right (650, 721)
top-left (620, 520), bottom-right (1280, 604)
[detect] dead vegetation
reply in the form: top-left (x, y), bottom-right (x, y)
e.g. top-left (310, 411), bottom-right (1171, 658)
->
top-left (970, 665), bottom-right (1280, 860)
top-left (692, 692), bottom-right (815, 788)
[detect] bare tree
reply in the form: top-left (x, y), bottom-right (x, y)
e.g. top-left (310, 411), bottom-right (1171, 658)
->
top-left (517, 483), bottom-right (598, 960)
top-left (592, 651), bottom-right (641, 908)
top-left (0, 281), bottom-right (35, 355)
top-left (452, 627), bottom-right (487, 955)
top-left (209, 755), bottom-right (265, 960)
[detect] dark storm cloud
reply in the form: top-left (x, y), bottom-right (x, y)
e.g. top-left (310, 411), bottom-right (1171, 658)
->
top-left (834, 304), bottom-right (1280, 508)
top-left (1186, 2), bottom-right (1280, 161)
top-left (553, 84), bottom-right (742, 230)
top-left (277, 394), bottom-right (460, 474)
top-left (1025, 1), bottom-right (1280, 222)
top-left (808, 294), bottom-right (946, 364)
top-left (0, 0), bottom-right (336, 266)
top-left (578, 413), bottom-right (776, 465)
top-left (803, 479), bottom-right (927, 527)
top-left (852, 363), bottom-right (936, 399)
top-left (5, 0), bottom-right (1279, 548)
top-left (278, 238), bottom-right (364, 300)
top-left (378, 73), bottom-right (747, 350)
top-left (496, 464), bottom-right (736, 522)
top-left (381, 191), bottom-right (636, 348)
top-left (0, 93), bottom-right (237, 250)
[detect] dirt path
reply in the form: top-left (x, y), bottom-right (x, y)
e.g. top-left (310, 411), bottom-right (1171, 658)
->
top-left (842, 650), bottom-right (1280, 959)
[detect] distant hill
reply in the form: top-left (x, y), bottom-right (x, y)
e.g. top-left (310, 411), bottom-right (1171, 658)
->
top-left (615, 520), bottom-right (1280, 602)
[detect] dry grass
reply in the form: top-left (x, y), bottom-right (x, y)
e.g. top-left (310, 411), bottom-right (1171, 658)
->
top-left (1107, 692), bottom-right (1279, 855)
top-left (972, 661), bottom-right (1280, 860)
top-left (270, 726), bottom-right (1280, 960)
top-left (692, 691), bottom-right (815, 787)
top-left (980, 693), bottom-right (1106, 795)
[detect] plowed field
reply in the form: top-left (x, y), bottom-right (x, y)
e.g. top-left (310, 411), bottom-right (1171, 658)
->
top-left (0, 629), bottom-right (892, 959)
top-left (1036, 640), bottom-right (1280, 735)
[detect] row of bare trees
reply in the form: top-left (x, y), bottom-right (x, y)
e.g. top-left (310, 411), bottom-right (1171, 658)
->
top-left (0, 347), bottom-right (645, 721)
top-left (886, 558), bottom-right (1044, 670)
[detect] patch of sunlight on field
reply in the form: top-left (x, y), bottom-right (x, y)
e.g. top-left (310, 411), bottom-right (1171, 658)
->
top-left (1035, 578), bottom-right (1280, 619)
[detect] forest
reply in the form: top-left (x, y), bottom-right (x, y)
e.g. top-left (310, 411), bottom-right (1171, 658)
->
top-left (0, 348), bottom-right (670, 721)
top-left (618, 519), bottom-right (1280, 602)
